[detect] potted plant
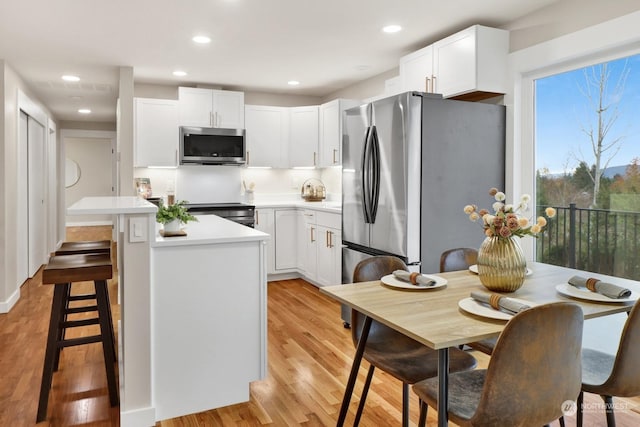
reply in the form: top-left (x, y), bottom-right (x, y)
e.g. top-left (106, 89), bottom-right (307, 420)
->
top-left (156, 199), bottom-right (198, 233)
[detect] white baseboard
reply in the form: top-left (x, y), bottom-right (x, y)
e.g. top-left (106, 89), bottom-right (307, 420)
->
top-left (0, 287), bottom-right (20, 313)
top-left (120, 406), bottom-right (156, 427)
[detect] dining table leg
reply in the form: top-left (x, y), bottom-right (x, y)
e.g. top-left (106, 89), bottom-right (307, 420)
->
top-left (437, 347), bottom-right (449, 427)
top-left (337, 316), bottom-right (372, 427)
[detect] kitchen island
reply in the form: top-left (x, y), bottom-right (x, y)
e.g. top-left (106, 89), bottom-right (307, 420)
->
top-left (67, 197), bottom-right (269, 426)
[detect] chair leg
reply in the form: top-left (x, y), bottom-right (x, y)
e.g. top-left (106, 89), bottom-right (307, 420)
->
top-left (402, 383), bottom-right (409, 427)
top-left (603, 395), bottom-right (616, 427)
top-left (354, 364), bottom-right (375, 427)
top-left (418, 399), bottom-right (428, 427)
top-left (577, 391), bottom-right (584, 427)
top-left (559, 415), bottom-right (566, 427)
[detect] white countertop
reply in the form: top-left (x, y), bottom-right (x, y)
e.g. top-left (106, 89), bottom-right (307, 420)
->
top-left (253, 199), bottom-right (341, 213)
top-left (153, 214), bottom-right (269, 247)
top-left (67, 196), bottom-right (157, 215)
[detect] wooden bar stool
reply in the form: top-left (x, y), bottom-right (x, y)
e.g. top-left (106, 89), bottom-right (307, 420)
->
top-left (37, 253), bottom-right (118, 423)
top-left (53, 240), bottom-right (115, 368)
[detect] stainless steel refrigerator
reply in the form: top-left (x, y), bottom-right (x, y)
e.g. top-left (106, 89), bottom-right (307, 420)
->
top-left (341, 91), bottom-right (505, 325)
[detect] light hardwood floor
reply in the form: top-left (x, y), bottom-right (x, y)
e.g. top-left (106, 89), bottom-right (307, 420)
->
top-left (1, 226), bottom-right (638, 426)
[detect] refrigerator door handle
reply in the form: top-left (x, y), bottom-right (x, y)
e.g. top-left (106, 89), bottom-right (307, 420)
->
top-left (369, 125), bottom-right (380, 223)
top-left (361, 126), bottom-right (372, 223)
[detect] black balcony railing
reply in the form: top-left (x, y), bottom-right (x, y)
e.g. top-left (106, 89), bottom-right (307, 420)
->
top-left (537, 203), bottom-right (640, 280)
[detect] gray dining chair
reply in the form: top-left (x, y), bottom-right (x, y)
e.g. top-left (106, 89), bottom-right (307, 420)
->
top-left (440, 248), bottom-right (496, 355)
top-left (577, 298), bottom-right (640, 426)
top-left (350, 256), bottom-right (477, 427)
top-left (413, 302), bottom-right (583, 427)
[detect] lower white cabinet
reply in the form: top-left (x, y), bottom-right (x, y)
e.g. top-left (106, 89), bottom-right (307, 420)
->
top-left (254, 208), bottom-right (275, 274)
top-left (259, 206), bottom-right (342, 286)
top-left (298, 209), bottom-right (341, 286)
top-left (315, 225), bottom-right (341, 286)
top-left (274, 209), bottom-right (298, 270)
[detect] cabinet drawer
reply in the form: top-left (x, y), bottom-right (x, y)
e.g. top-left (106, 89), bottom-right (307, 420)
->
top-left (302, 210), bottom-right (316, 224)
top-left (316, 211), bottom-right (341, 229)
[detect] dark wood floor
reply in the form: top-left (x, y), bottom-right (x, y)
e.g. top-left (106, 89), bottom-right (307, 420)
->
top-left (1, 226), bottom-right (638, 426)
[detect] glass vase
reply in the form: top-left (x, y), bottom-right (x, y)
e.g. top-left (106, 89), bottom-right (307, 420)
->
top-left (477, 236), bottom-right (527, 292)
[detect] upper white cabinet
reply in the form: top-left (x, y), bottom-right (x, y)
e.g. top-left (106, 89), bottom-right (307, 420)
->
top-left (400, 45), bottom-right (434, 94)
top-left (319, 99), bottom-right (359, 167)
top-left (134, 98), bottom-right (179, 167)
top-left (178, 87), bottom-right (245, 128)
top-left (245, 105), bottom-right (290, 168)
top-left (289, 106), bottom-right (319, 168)
top-left (400, 25), bottom-right (508, 100)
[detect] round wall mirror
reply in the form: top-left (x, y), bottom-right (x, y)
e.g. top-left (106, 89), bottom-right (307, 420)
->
top-left (65, 158), bottom-right (81, 188)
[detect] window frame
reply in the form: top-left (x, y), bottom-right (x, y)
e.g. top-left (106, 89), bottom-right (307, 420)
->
top-left (506, 11), bottom-right (640, 260)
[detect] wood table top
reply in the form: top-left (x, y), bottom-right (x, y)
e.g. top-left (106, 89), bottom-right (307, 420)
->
top-left (321, 262), bottom-right (640, 350)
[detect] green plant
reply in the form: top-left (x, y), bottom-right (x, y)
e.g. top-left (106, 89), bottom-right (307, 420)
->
top-left (155, 200), bottom-right (198, 225)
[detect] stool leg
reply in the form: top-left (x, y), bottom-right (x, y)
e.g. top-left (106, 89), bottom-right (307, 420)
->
top-left (53, 283), bottom-right (71, 372)
top-left (103, 283), bottom-right (117, 361)
top-left (37, 284), bottom-right (67, 422)
top-left (95, 280), bottom-right (119, 406)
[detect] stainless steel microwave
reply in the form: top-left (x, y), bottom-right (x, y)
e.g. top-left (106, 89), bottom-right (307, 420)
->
top-left (179, 126), bottom-right (246, 165)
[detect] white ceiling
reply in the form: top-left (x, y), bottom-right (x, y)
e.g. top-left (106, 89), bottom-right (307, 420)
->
top-left (0, 0), bottom-right (557, 123)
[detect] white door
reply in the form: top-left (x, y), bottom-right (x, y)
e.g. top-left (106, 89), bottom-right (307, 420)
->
top-left (28, 115), bottom-right (47, 276)
top-left (17, 112), bottom-right (29, 283)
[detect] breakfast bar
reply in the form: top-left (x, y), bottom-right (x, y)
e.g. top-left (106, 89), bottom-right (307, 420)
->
top-left (67, 196), bottom-right (269, 426)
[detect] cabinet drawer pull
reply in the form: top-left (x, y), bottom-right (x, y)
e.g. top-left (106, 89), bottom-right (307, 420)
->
top-left (246, 150), bottom-right (250, 166)
top-left (310, 226), bottom-right (315, 242)
top-left (425, 76), bottom-right (430, 92)
top-left (255, 210), bottom-right (259, 225)
top-left (313, 151), bottom-right (317, 166)
top-left (432, 75), bottom-right (436, 93)
top-left (333, 148), bottom-right (338, 164)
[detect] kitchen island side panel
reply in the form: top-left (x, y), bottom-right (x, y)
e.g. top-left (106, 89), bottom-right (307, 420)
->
top-left (151, 239), bottom-right (267, 422)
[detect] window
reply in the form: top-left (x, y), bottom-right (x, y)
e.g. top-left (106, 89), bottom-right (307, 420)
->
top-left (534, 54), bottom-right (640, 280)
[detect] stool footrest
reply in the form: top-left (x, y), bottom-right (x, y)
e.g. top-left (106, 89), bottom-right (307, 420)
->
top-left (65, 305), bottom-right (98, 315)
top-left (62, 318), bottom-right (99, 329)
top-left (68, 294), bottom-right (97, 301)
top-left (59, 335), bottom-right (103, 348)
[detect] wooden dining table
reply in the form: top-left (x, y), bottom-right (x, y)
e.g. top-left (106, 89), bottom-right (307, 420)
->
top-left (320, 261), bottom-right (640, 427)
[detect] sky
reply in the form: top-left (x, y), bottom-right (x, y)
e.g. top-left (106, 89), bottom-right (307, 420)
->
top-left (535, 53), bottom-right (640, 176)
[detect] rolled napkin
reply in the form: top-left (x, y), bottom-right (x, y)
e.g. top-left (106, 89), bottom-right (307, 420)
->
top-left (392, 270), bottom-right (436, 287)
top-left (568, 275), bottom-right (632, 299)
top-left (470, 291), bottom-right (530, 315)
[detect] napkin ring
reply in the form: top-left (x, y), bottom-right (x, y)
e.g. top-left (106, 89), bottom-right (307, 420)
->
top-left (586, 278), bottom-right (599, 292)
top-left (489, 294), bottom-right (502, 310)
top-left (409, 272), bottom-right (420, 285)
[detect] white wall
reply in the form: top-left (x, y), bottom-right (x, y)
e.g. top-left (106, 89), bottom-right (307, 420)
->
top-left (1, 61), bottom-right (55, 312)
top-left (64, 135), bottom-right (114, 225)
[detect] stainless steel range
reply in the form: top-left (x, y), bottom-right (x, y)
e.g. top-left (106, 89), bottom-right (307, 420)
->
top-left (185, 203), bottom-right (255, 228)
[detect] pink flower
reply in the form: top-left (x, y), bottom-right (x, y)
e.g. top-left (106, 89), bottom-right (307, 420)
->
top-left (499, 226), bottom-right (512, 238)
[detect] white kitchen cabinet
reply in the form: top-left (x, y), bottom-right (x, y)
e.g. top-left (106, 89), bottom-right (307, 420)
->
top-left (254, 208), bottom-right (275, 274)
top-left (133, 97), bottom-right (179, 167)
top-left (244, 105), bottom-right (289, 168)
top-left (274, 209), bottom-right (298, 271)
top-left (178, 87), bottom-right (245, 128)
top-left (316, 225), bottom-right (341, 286)
top-left (400, 45), bottom-right (434, 93)
top-left (399, 25), bottom-right (508, 100)
top-left (319, 99), bottom-right (359, 167)
top-left (298, 209), bottom-right (341, 286)
top-left (289, 106), bottom-right (319, 168)
top-left (299, 210), bottom-right (317, 279)
top-left (433, 25), bottom-right (508, 99)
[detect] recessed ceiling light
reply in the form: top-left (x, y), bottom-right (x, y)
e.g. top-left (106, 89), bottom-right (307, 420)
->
top-left (69, 95), bottom-right (83, 101)
top-left (382, 25), bottom-right (402, 33)
top-left (173, 70), bottom-right (187, 77)
top-left (288, 80), bottom-right (300, 86)
top-left (355, 65), bottom-right (371, 71)
top-left (192, 35), bottom-right (211, 44)
top-left (62, 75), bottom-right (80, 82)
top-left (78, 108), bottom-right (91, 114)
